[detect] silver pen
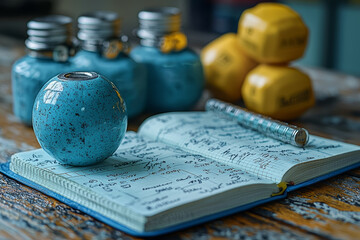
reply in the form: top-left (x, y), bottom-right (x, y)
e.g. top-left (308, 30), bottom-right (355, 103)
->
top-left (205, 99), bottom-right (309, 147)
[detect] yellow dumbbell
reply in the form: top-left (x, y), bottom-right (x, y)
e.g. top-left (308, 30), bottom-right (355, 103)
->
top-left (242, 64), bottom-right (315, 120)
top-left (201, 33), bottom-right (258, 102)
top-left (238, 3), bottom-right (308, 64)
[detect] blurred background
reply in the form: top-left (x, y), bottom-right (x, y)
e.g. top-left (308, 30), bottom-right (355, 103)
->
top-left (0, 0), bottom-right (359, 76)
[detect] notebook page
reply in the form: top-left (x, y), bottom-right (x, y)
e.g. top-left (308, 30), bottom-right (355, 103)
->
top-left (138, 112), bottom-right (360, 183)
top-left (10, 132), bottom-right (275, 217)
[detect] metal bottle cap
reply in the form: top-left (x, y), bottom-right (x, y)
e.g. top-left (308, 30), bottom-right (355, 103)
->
top-left (137, 7), bottom-right (182, 47)
top-left (25, 15), bottom-right (72, 51)
top-left (77, 11), bottom-right (121, 52)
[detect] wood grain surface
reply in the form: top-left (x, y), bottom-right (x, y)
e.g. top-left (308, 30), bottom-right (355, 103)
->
top-left (0, 38), bottom-right (360, 240)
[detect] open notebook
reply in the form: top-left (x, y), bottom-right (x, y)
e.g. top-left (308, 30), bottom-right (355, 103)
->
top-left (1, 112), bottom-right (360, 237)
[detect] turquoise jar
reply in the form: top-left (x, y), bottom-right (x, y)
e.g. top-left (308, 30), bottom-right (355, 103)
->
top-left (130, 8), bottom-right (204, 112)
top-left (32, 72), bottom-right (127, 166)
top-left (71, 12), bottom-right (146, 118)
top-left (12, 15), bottom-right (75, 126)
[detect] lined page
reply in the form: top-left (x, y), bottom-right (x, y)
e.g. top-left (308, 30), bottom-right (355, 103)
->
top-left (138, 112), bottom-right (360, 183)
top-left (10, 132), bottom-right (275, 217)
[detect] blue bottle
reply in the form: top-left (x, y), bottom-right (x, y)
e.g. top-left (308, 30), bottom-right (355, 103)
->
top-left (12, 15), bottom-right (75, 126)
top-left (33, 71), bottom-right (127, 166)
top-left (71, 11), bottom-right (147, 118)
top-left (130, 7), bottom-right (204, 112)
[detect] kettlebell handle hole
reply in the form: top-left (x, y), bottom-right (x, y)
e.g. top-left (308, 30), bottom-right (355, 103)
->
top-left (58, 71), bottom-right (98, 81)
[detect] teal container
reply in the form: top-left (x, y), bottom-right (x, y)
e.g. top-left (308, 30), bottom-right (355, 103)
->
top-left (130, 7), bottom-right (204, 112)
top-left (32, 72), bottom-right (127, 166)
top-left (130, 47), bottom-right (203, 111)
top-left (71, 12), bottom-right (147, 118)
top-left (12, 15), bottom-right (75, 126)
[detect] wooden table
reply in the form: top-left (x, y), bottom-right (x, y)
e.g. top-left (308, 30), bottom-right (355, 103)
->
top-left (1, 38), bottom-right (360, 239)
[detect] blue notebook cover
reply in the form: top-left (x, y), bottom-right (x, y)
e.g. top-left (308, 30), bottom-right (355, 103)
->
top-left (1, 160), bottom-right (359, 237)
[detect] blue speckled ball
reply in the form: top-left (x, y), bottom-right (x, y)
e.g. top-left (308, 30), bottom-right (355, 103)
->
top-left (32, 71), bottom-right (127, 166)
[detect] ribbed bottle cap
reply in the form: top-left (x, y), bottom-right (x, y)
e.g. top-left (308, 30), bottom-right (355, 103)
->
top-left (25, 15), bottom-right (72, 51)
top-left (137, 7), bottom-right (181, 40)
top-left (77, 11), bottom-right (120, 43)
